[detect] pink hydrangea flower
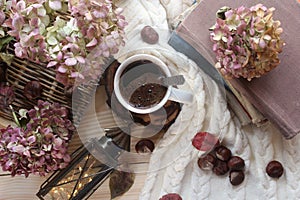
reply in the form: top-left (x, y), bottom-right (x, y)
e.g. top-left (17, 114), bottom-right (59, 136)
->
top-left (0, 100), bottom-right (75, 177)
top-left (210, 4), bottom-right (285, 80)
top-left (3, 0), bottom-right (127, 87)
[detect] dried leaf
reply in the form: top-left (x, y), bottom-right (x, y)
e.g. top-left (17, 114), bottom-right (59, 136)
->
top-left (0, 36), bottom-right (13, 51)
top-left (0, 53), bottom-right (14, 66)
top-left (109, 170), bottom-right (135, 199)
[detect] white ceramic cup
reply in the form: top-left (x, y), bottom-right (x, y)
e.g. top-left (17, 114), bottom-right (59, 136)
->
top-left (114, 54), bottom-right (193, 114)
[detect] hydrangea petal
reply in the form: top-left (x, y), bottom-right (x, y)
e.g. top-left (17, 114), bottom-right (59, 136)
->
top-left (49, 0), bottom-right (62, 10)
top-left (65, 57), bottom-right (77, 66)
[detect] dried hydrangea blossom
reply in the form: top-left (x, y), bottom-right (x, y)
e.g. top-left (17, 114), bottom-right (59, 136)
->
top-left (2, 0), bottom-right (127, 87)
top-left (210, 4), bottom-right (285, 80)
top-left (0, 100), bottom-right (75, 177)
top-left (46, 17), bottom-right (87, 86)
top-left (67, 0), bottom-right (128, 84)
top-left (3, 0), bottom-right (59, 62)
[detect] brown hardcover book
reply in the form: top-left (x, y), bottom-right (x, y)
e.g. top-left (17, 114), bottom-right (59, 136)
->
top-left (173, 0), bottom-right (300, 139)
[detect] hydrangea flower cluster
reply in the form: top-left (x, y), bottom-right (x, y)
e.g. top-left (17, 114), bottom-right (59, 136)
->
top-left (4, 0), bottom-right (56, 62)
top-left (210, 4), bottom-right (285, 80)
top-left (2, 0), bottom-right (127, 86)
top-left (0, 100), bottom-right (75, 177)
top-left (69, 0), bottom-right (127, 57)
top-left (67, 0), bottom-right (127, 83)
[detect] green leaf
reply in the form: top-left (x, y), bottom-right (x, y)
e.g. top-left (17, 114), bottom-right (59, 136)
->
top-left (0, 53), bottom-right (14, 66)
top-left (109, 170), bottom-right (135, 199)
top-left (9, 105), bottom-right (21, 127)
top-left (0, 36), bottom-right (13, 51)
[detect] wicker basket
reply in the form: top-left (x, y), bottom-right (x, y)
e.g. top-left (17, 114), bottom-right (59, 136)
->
top-left (1, 44), bottom-right (71, 121)
top-left (1, 43), bottom-right (112, 128)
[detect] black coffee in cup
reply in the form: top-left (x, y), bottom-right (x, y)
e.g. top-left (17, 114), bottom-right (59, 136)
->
top-left (119, 60), bottom-right (168, 109)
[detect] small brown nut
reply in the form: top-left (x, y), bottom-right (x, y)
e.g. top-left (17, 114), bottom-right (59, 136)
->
top-left (24, 80), bottom-right (42, 100)
top-left (228, 156), bottom-right (245, 171)
top-left (229, 170), bottom-right (245, 186)
top-left (198, 153), bottom-right (217, 171)
top-left (159, 193), bottom-right (182, 200)
top-left (215, 145), bottom-right (232, 161)
top-left (141, 25), bottom-right (159, 44)
top-left (213, 160), bottom-right (229, 176)
top-left (266, 160), bottom-right (284, 178)
top-left (135, 139), bottom-right (155, 154)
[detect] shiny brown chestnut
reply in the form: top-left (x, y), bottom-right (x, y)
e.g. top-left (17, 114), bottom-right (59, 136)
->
top-left (213, 160), bottom-right (229, 176)
top-left (141, 25), bottom-right (159, 44)
top-left (229, 170), bottom-right (245, 186)
top-left (266, 160), bottom-right (284, 178)
top-left (215, 145), bottom-right (232, 161)
top-left (228, 156), bottom-right (245, 171)
top-left (24, 80), bottom-right (42, 100)
top-left (198, 153), bottom-right (217, 171)
top-left (135, 139), bottom-right (155, 154)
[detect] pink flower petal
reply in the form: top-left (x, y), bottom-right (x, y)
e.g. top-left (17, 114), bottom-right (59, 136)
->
top-left (86, 38), bottom-right (98, 47)
top-left (93, 10), bottom-right (106, 18)
top-left (86, 27), bottom-right (96, 39)
top-left (27, 135), bottom-right (36, 143)
top-left (57, 51), bottom-right (63, 60)
top-left (232, 63), bottom-right (242, 69)
top-left (47, 61), bottom-right (58, 68)
top-left (12, 145), bottom-right (25, 154)
top-left (71, 72), bottom-right (84, 79)
top-left (54, 137), bottom-right (63, 148)
top-left (15, 46), bottom-right (24, 58)
top-left (58, 66), bottom-right (67, 73)
top-left (23, 149), bottom-right (31, 157)
top-left (0, 11), bottom-right (5, 25)
top-left (259, 39), bottom-right (266, 48)
top-left (49, 0), bottom-right (62, 10)
top-left (76, 56), bottom-right (85, 63)
top-left (65, 57), bottom-right (77, 66)
top-left (12, 15), bottom-right (23, 30)
top-left (16, 1), bottom-right (26, 11)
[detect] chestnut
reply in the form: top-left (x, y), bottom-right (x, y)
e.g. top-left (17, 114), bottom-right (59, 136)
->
top-left (135, 139), bottom-right (155, 154)
top-left (215, 145), bottom-right (232, 161)
top-left (198, 153), bottom-right (217, 171)
top-left (24, 80), bottom-right (42, 100)
top-left (229, 170), bottom-right (245, 186)
top-left (228, 156), bottom-right (245, 171)
top-left (159, 193), bottom-right (182, 200)
top-left (141, 26), bottom-right (159, 44)
top-left (266, 160), bottom-right (284, 178)
top-left (213, 160), bottom-right (229, 176)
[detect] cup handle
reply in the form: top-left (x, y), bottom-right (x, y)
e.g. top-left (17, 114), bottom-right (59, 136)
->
top-left (168, 87), bottom-right (194, 104)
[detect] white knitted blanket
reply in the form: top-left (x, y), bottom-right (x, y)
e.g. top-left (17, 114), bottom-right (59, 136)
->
top-left (115, 0), bottom-right (300, 200)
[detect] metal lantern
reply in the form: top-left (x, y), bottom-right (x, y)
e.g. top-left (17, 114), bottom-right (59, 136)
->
top-left (36, 128), bottom-right (130, 200)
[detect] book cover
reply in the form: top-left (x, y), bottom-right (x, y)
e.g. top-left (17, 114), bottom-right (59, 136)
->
top-left (169, 0), bottom-right (300, 139)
